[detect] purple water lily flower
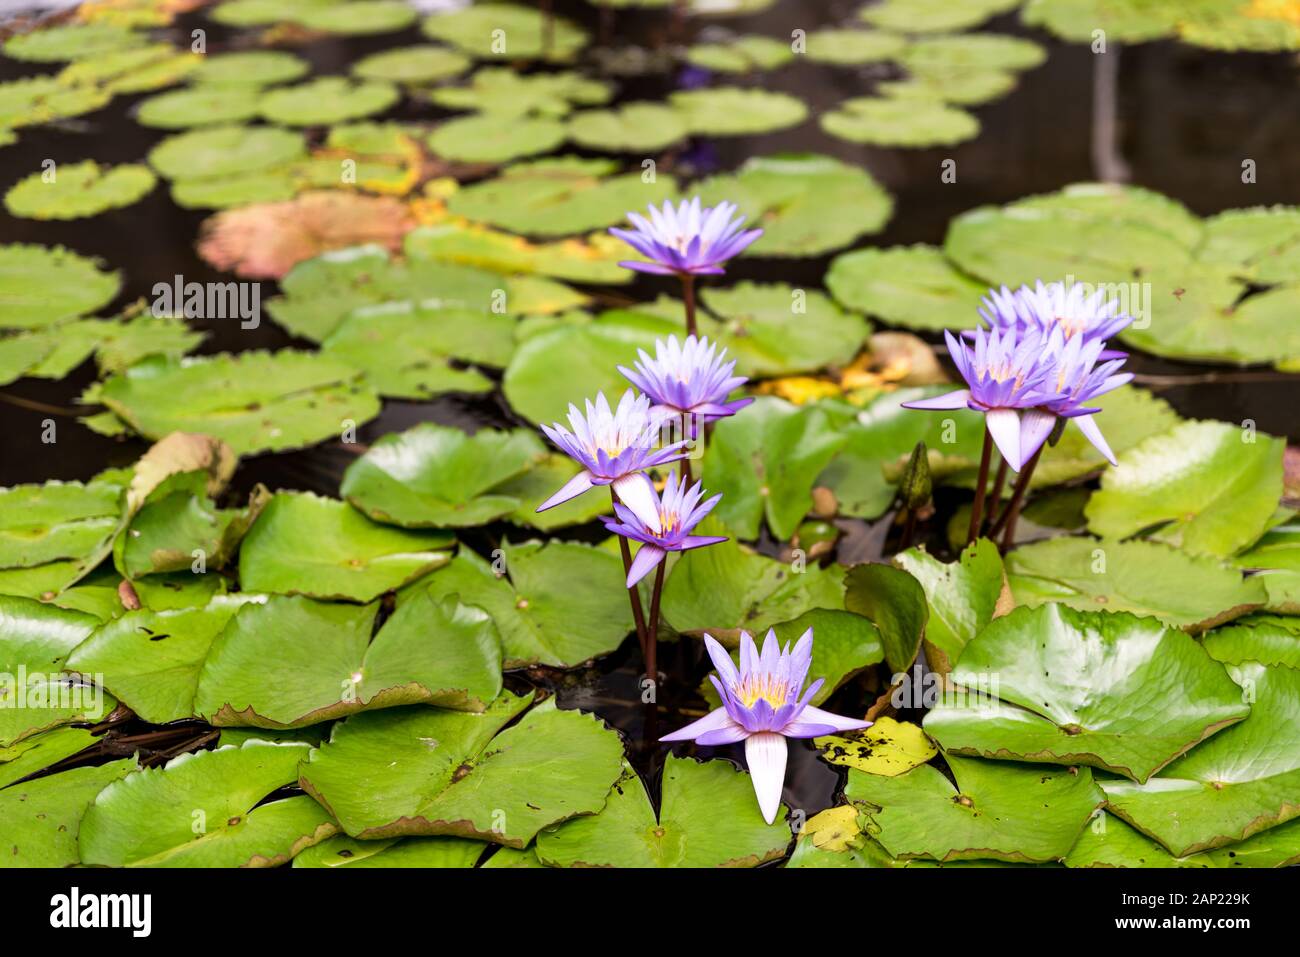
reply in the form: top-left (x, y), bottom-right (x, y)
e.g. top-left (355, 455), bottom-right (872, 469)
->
top-left (977, 280), bottom-right (1133, 360)
top-left (601, 470), bottom-right (727, 587)
top-left (901, 326), bottom-right (1055, 472)
top-left (619, 335), bottom-right (754, 431)
top-left (537, 390), bottom-right (687, 528)
top-left (661, 629), bottom-right (871, 824)
top-left (609, 197), bottom-right (762, 277)
top-left (1018, 330), bottom-right (1134, 466)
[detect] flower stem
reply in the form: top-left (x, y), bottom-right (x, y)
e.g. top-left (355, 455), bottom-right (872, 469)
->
top-left (682, 412), bottom-right (695, 486)
top-left (611, 489), bottom-right (649, 652)
top-left (646, 558), bottom-right (666, 690)
top-left (991, 445), bottom-right (1044, 549)
top-left (983, 456), bottom-right (1009, 535)
top-left (681, 273), bottom-right (698, 338)
top-left (966, 427), bottom-right (993, 546)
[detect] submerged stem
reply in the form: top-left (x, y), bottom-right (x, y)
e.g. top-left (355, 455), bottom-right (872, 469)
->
top-left (967, 428), bottom-right (993, 546)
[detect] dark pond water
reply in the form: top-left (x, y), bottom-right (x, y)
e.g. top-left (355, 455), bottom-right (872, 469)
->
top-left (3, 0), bottom-right (1299, 816)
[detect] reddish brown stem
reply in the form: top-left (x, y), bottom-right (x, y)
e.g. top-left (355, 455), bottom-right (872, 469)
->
top-left (997, 446), bottom-right (1043, 550)
top-left (966, 428), bottom-right (993, 547)
top-left (983, 456), bottom-right (1009, 534)
top-left (681, 273), bottom-right (697, 338)
top-left (612, 488), bottom-right (649, 652)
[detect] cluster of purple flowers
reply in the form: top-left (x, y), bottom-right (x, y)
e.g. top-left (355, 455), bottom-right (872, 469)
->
top-left (904, 280), bottom-right (1135, 471)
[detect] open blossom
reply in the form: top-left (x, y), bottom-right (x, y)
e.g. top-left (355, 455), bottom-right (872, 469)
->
top-left (537, 390), bottom-right (686, 528)
top-left (609, 197), bottom-right (762, 276)
top-left (601, 471), bottom-right (726, 586)
top-left (619, 335), bottom-right (753, 429)
top-left (901, 326), bottom-right (1054, 471)
top-left (1019, 329), bottom-right (1133, 466)
top-left (978, 280), bottom-right (1133, 359)
top-left (662, 629), bottom-right (870, 824)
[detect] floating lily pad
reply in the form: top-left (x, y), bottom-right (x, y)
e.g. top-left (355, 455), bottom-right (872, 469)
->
top-left (294, 834), bottom-right (487, 868)
top-left (422, 540), bottom-right (633, 668)
top-left (447, 156), bottom-right (676, 238)
top-left (1005, 537), bottom-right (1267, 633)
top-left (0, 479), bottom-right (121, 570)
top-left (662, 524), bottom-right (845, 640)
top-left (114, 477), bottom-right (264, 580)
top-left (880, 68), bottom-right (1017, 107)
top-left (0, 758), bottom-right (137, 867)
top-left (190, 50), bottom-right (308, 88)
top-left (0, 244), bottom-right (120, 330)
top-left (567, 102), bottom-right (688, 154)
top-left (261, 77), bottom-right (400, 127)
top-left (816, 716), bottom-right (937, 777)
top-left (65, 595), bottom-right (263, 725)
top-left (893, 540), bottom-right (1008, 673)
top-left (237, 493), bottom-right (453, 603)
top-left (428, 113), bottom-right (566, 164)
top-left (137, 85), bottom-right (262, 128)
top-left (904, 32), bottom-right (1046, 73)
top-left (79, 741), bottom-right (336, 867)
top-left (702, 396), bottom-right (846, 540)
top-left (1085, 420), bottom-right (1285, 558)
top-left (860, 0), bottom-right (1019, 33)
top-left (420, 3), bottom-right (589, 62)
top-left (1202, 618), bottom-right (1300, 669)
top-left (826, 245), bottom-right (988, 331)
top-left (804, 28), bottom-right (907, 65)
top-left (1066, 811), bottom-right (1300, 868)
top-left (686, 35), bottom-right (795, 73)
top-left (300, 695), bottom-right (622, 845)
top-left (353, 44), bottom-right (471, 84)
top-left (822, 96), bottom-right (979, 147)
top-left (148, 125), bottom-right (307, 181)
top-left (404, 221), bottom-right (631, 284)
top-left (3, 23), bottom-right (147, 63)
top-left (846, 753), bottom-right (1104, 863)
top-left (0, 76), bottom-right (110, 130)
top-left (694, 154), bottom-right (892, 258)
top-left (5, 161), bottom-right (156, 220)
top-left (669, 87), bottom-right (808, 136)
top-left (925, 605), bottom-right (1250, 781)
top-left (427, 67), bottom-right (611, 117)
top-left (843, 561), bottom-right (928, 674)
top-left (538, 757), bottom-right (790, 867)
top-left (22, 313), bottom-right (203, 378)
top-left (1102, 662), bottom-right (1300, 856)
top-left (295, 0), bottom-right (417, 34)
top-left (495, 454), bottom-right (611, 531)
top-left (342, 425), bottom-right (546, 528)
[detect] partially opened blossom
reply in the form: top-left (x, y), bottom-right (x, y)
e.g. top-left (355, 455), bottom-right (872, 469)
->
top-left (1018, 329), bottom-right (1134, 466)
top-left (661, 629), bottom-right (870, 824)
top-left (618, 335), bottom-right (753, 430)
top-left (602, 470), bottom-right (726, 587)
top-left (901, 326), bottom-right (1054, 471)
top-left (977, 280), bottom-right (1133, 359)
top-left (609, 197), bottom-right (762, 277)
top-left (537, 390), bottom-right (686, 528)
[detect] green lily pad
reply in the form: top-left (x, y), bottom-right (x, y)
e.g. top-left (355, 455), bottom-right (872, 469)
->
top-left (846, 753), bottom-right (1104, 863)
top-left (422, 540), bottom-right (633, 669)
top-left (23, 313), bottom-right (203, 378)
top-left (148, 124), bottom-right (307, 181)
top-left (0, 725), bottom-right (97, 790)
top-left (0, 479), bottom-right (121, 570)
top-left (342, 425), bottom-right (546, 528)
top-left (1102, 662), bottom-right (1300, 856)
top-left (843, 561), bottom-right (928, 674)
top-left (191, 50), bottom-right (310, 87)
top-left (0, 244), bottom-right (120, 330)
top-left (353, 44), bottom-right (472, 84)
top-left (894, 539), bottom-right (1008, 673)
top-left (567, 102), bottom-right (688, 154)
top-left (1202, 618), bottom-right (1300, 669)
top-left (1233, 525), bottom-right (1300, 612)
top-left (669, 87), bottom-right (807, 136)
top-left (1006, 537), bottom-right (1267, 633)
top-left (686, 35), bottom-right (795, 73)
top-left (195, 592), bottom-right (501, 727)
top-left (97, 351), bottom-right (381, 455)
top-left (925, 605), bottom-right (1250, 782)
top-left (816, 717), bottom-right (937, 777)
top-left (300, 695), bottom-right (622, 845)
top-left (699, 281), bottom-right (870, 377)
top-left (0, 331), bottom-right (54, 386)
top-left (860, 0), bottom-right (1020, 33)
top-left (0, 76), bottom-right (110, 130)
top-left (447, 156), bottom-right (676, 238)
top-left (136, 85), bottom-right (262, 129)
top-left (662, 524), bottom-right (846, 641)
top-left (113, 477), bottom-right (264, 580)
top-left (3, 23), bottom-right (147, 63)
top-left (1066, 811), bottom-right (1300, 868)
top-left (880, 68), bottom-right (1017, 107)
top-left (404, 221), bottom-right (631, 284)
top-left (826, 244), bottom-right (988, 331)
top-left (0, 596), bottom-right (111, 747)
top-left (538, 757), bottom-right (790, 867)
top-left (804, 28), bottom-right (907, 65)
top-left (260, 77), bottom-right (400, 127)
top-left (295, 0), bottom-right (417, 34)
top-left (238, 493), bottom-right (453, 603)
top-left (503, 308), bottom-right (678, 425)
top-left (904, 32), bottom-right (1046, 73)
top-left (694, 153), bottom-right (892, 258)
top-left (294, 833), bottom-right (487, 868)
top-left (65, 595), bottom-right (263, 725)
top-left (420, 3), bottom-right (588, 62)
top-left (701, 396), bottom-right (846, 540)
top-left (79, 741), bottom-right (337, 867)
top-left (1085, 420), bottom-right (1285, 558)
top-left (822, 96), bottom-right (979, 147)
top-left (4, 161), bottom-right (156, 220)
top-left (428, 113), bottom-right (566, 163)
top-left (427, 67), bottom-right (611, 117)
top-left (0, 758), bottom-right (137, 867)
top-left (496, 454), bottom-right (611, 531)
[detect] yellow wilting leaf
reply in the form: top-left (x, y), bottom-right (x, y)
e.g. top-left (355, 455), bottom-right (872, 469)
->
top-left (815, 716), bottom-right (937, 777)
top-left (803, 806), bottom-right (862, 852)
top-left (754, 376), bottom-right (843, 404)
top-left (1244, 0), bottom-right (1300, 27)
